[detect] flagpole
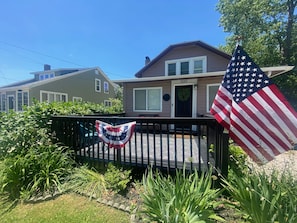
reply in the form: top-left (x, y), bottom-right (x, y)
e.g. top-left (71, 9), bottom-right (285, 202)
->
top-left (235, 35), bottom-right (243, 47)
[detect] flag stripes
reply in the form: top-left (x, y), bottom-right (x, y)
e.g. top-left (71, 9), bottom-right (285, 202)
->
top-left (210, 45), bottom-right (297, 164)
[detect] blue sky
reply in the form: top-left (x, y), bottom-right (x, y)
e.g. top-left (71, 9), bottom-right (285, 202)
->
top-left (0, 0), bottom-right (228, 86)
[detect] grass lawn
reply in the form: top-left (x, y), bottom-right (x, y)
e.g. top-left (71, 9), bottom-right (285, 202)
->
top-left (0, 193), bottom-right (130, 223)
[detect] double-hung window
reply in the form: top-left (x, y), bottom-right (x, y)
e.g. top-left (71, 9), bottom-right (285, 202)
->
top-left (104, 81), bottom-right (109, 94)
top-left (206, 84), bottom-right (220, 112)
top-left (17, 91), bottom-right (29, 111)
top-left (165, 56), bottom-right (206, 76)
top-left (95, 79), bottom-right (101, 92)
top-left (133, 87), bottom-right (162, 112)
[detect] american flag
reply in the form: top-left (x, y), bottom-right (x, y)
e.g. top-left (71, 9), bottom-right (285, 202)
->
top-left (210, 45), bottom-right (297, 164)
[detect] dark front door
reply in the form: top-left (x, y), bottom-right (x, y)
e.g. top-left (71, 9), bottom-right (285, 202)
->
top-left (175, 85), bottom-right (193, 117)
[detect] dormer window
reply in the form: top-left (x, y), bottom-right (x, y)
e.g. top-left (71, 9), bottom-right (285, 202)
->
top-left (39, 73), bottom-right (55, 80)
top-left (165, 56), bottom-right (207, 76)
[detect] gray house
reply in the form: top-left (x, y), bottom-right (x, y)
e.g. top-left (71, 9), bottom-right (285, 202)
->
top-left (0, 65), bottom-right (117, 112)
top-left (117, 40), bottom-right (293, 117)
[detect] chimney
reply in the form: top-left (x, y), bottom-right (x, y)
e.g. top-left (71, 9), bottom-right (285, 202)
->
top-left (145, 56), bottom-right (150, 65)
top-left (44, 64), bottom-right (51, 71)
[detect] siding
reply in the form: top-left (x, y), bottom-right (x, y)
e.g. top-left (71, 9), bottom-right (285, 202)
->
top-left (197, 76), bottom-right (223, 115)
top-left (142, 45), bottom-right (229, 78)
top-left (30, 69), bottom-right (116, 103)
top-left (124, 75), bottom-right (224, 117)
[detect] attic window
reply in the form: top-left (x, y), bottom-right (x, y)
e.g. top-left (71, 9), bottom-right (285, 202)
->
top-left (168, 63), bottom-right (176, 76)
top-left (165, 56), bottom-right (206, 76)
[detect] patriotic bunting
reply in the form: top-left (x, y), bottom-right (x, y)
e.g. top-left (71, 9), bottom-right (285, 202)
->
top-left (95, 120), bottom-right (136, 149)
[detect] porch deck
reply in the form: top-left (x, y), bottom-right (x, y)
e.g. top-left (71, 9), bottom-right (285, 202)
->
top-left (77, 132), bottom-right (215, 172)
top-left (51, 116), bottom-right (229, 175)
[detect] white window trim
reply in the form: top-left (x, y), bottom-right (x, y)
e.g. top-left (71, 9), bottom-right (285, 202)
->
top-left (104, 100), bottom-right (112, 107)
top-left (133, 87), bottom-right (162, 112)
top-left (17, 91), bottom-right (29, 111)
top-left (73, 97), bottom-right (82, 102)
top-left (40, 90), bottom-right (68, 102)
top-left (104, 81), bottom-right (109, 94)
top-left (165, 56), bottom-right (207, 76)
top-left (206, 83), bottom-right (220, 112)
top-left (95, 78), bottom-right (101, 92)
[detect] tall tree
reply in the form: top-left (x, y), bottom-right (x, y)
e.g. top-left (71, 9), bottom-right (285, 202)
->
top-left (217, 0), bottom-right (297, 109)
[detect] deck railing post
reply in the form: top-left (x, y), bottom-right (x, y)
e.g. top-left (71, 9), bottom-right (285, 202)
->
top-left (221, 130), bottom-right (229, 177)
top-left (112, 118), bottom-right (122, 165)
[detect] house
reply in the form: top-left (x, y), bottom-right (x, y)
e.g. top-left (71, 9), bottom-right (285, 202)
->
top-left (117, 40), bottom-right (293, 118)
top-left (0, 65), bottom-right (117, 112)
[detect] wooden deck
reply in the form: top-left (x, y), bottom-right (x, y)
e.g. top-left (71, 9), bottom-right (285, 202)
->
top-left (52, 116), bottom-right (229, 176)
top-left (77, 132), bottom-right (215, 171)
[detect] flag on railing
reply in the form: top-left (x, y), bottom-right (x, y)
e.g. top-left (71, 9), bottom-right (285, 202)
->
top-left (210, 45), bottom-right (297, 164)
top-left (95, 120), bottom-right (136, 149)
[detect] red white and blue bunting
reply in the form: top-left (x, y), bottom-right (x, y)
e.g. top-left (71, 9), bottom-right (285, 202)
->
top-left (95, 120), bottom-right (136, 149)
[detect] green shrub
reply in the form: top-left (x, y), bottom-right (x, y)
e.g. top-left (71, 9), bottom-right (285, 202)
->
top-left (222, 168), bottom-right (297, 223)
top-left (228, 144), bottom-right (248, 180)
top-left (0, 144), bottom-right (73, 200)
top-left (141, 168), bottom-right (225, 223)
top-left (0, 100), bottom-right (124, 201)
top-left (104, 163), bottom-right (132, 194)
top-left (66, 165), bottom-right (106, 199)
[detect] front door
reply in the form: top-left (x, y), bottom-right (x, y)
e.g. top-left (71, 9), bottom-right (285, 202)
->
top-left (175, 85), bottom-right (193, 117)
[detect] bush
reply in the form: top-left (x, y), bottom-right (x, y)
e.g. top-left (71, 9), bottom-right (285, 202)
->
top-left (0, 144), bottom-right (73, 200)
top-left (0, 100), bottom-right (124, 201)
top-left (141, 168), bottom-right (225, 223)
top-left (104, 163), bottom-right (132, 194)
top-left (66, 165), bottom-right (106, 199)
top-left (222, 168), bottom-right (297, 223)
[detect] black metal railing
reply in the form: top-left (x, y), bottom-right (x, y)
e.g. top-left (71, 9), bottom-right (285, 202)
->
top-left (51, 116), bottom-right (229, 176)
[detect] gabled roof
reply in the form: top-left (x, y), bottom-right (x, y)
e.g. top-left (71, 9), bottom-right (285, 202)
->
top-left (0, 67), bottom-right (116, 91)
top-left (135, 40), bottom-right (232, 78)
top-left (0, 78), bottom-right (36, 88)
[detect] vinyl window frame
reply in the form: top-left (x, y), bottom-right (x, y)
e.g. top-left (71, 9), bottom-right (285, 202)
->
top-left (206, 83), bottom-right (220, 112)
top-left (95, 78), bottom-right (101, 92)
top-left (133, 87), bottom-right (162, 112)
top-left (165, 56), bottom-right (207, 76)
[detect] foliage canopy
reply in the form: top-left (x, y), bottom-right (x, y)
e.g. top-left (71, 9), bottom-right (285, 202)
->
top-left (217, 0), bottom-right (297, 109)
